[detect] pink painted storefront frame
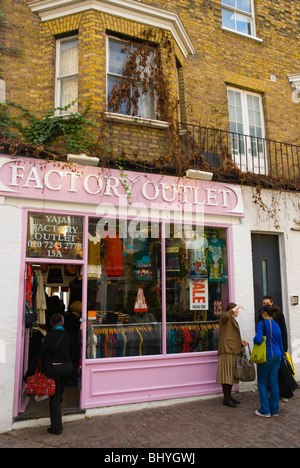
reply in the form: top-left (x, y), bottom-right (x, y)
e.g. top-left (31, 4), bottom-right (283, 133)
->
top-left (1, 156), bottom-right (242, 416)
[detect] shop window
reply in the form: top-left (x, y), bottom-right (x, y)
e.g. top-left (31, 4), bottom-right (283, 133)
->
top-left (55, 36), bottom-right (78, 115)
top-left (86, 219), bottom-right (229, 359)
top-left (165, 225), bottom-right (228, 354)
top-left (107, 36), bottom-right (156, 120)
top-left (86, 218), bottom-right (162, 359)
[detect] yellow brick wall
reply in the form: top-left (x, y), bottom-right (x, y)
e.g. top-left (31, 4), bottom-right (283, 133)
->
top-left (1, 0), bottom-right (299, 160)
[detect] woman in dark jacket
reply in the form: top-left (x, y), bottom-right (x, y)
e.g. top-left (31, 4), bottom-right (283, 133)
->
top-left (41, 313), bottom-right (73, 435)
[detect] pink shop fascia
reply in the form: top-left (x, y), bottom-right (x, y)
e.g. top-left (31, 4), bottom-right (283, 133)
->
top-left (0, 155), bottom-right (244, 417)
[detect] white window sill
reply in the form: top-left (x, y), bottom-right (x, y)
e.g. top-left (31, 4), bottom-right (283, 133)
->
top-left (221, 27), bottom-right (263, 43)
top-left (104, 112), bottom-right (169, 129)
top-left (52, 112), bottom-right (79, 118)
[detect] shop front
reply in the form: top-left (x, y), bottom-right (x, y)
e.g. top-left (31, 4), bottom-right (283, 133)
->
top-left (0, 155), bottom-right (245, 419)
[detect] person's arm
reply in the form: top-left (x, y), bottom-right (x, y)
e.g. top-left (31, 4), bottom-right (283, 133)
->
top-left (277, 329), bottom-right (285, 359)
top-left (254, 321), bottom-right (264, 345)
top-left (219, 310), bottom-right (234, 325)
top-left (40, 334), bottom-right (52, 359)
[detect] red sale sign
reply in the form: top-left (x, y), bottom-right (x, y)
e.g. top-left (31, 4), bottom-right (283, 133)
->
top-left (189, 278), bottom-right (208, 310)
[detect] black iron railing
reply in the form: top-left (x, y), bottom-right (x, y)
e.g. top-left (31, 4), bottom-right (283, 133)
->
top-left (180, 123), bottom-right (300, 184)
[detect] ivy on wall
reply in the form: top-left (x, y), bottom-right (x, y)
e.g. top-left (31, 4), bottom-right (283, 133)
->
top-left (0, 100), bottom-right (99, 154)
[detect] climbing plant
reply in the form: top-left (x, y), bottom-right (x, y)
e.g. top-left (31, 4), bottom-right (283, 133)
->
top-left (0, 100), bottom-right (98, 154)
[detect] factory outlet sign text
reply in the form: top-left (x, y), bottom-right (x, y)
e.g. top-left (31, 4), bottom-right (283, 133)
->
top-left (0, 155), bottom-right (244, 217)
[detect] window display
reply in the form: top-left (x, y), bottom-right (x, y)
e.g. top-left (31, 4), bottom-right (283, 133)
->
top-left (86, 219), bottom-right (162, 358)
top-left (165, 225), bottom-right (228, 354)
top-left (86, 219), bottom-right (229, 359)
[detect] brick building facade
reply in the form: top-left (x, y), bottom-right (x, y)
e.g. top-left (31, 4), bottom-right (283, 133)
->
top-left (0, 0), bottom-right (299, 432)
top-left (1, 0), bottom-right (299, 160)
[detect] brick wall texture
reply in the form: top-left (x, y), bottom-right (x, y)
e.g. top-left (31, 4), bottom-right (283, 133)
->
top-left (1, 0), bottom-right (299, 158)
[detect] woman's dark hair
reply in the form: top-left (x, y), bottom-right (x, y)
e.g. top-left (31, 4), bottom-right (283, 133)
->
top-left (226, 302), bottom-right (237, 312)
top-left (50, 313), bottom-right (64, 328)
top-left (262, 304), bottom-right (280, 318)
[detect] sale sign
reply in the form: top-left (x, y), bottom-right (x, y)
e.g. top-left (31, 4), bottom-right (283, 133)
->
top-left (189, 278), bottom-right (208, 310)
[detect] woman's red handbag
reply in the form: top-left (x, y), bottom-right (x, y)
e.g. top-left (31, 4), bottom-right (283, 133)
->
top-left (25, 359), bottom-right (56, 397)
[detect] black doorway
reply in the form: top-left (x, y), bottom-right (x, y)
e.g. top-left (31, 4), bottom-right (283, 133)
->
top-left (251, 233), bottom-right (283, 324)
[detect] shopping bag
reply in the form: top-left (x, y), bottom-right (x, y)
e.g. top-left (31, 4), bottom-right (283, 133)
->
top-left (234, 345), bottom-right (256, 382)
top-left (251, 320), bottom-right (267, 364)
top-left (285, 352), bottom-right (296, 377)
top-left (25, 359), bottom-right (56, 397)
top-left (250, 337), bottom-right (267, 364)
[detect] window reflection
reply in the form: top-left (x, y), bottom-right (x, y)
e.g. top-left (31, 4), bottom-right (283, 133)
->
top-left (165, 225), bottom-right (228, 354)
top-left (86, 219), bottom-right (229, 359)
top-left (86, 219), bottom-right (162, 358)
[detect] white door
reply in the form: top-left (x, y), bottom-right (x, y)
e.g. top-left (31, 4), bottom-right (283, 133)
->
top-left (227, 87), bottom-right (267, 174)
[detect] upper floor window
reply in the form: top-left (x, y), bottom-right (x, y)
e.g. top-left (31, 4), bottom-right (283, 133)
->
top-left (221, 0), bottom-right (256, 37)
top-left (0, 79), bottom-right (6, 103)
top-left (107, 36), bottom-right (156, 120)
top-left (227, 87), bottom-right (267, 174)
top-left (55, 36), bottom-right (78, 115)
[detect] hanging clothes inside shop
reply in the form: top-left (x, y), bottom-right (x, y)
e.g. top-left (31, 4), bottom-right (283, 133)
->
top-left (91, 325), bottom-right (161, 358)
top-left (25, 265), bottom-right (47, 327)
top-left (103, 233), bottom-right (123, 277)
top-left (167, 323), bottom-right (219, 354)
top-left (208, 235), bottom-right (226, 282)
top-left (132, 238), bottom-right (152, 281)
top-left (88, 231), bottom-right (102, 279)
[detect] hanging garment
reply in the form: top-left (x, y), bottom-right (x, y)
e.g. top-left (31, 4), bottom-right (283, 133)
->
top-left (47, 266), bottom-right (63, 284)
top-left (186, 236), bottom-right (208, 278)
top-left (133, 239), bottom-right (152, 281)
top-left (26, 265), bottom-right (34, 315)
top-left (103, 235), bottom-right (123, 277)
top-left (35, 269), bottom-right (47, 325)
top-left (165, 239), bottom-right (181, 272)
top-left (208, 235), bottom-right (226, 282)
top-left (88, 232), bottom-right (102, 279)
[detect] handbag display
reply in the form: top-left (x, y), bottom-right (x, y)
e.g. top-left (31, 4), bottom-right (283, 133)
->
top-left (234, 345), bottom-right (256, 382)
top-left (25, 359), bottom-right (56, 397)
top-left (251, 320), bottom-right (267, 364)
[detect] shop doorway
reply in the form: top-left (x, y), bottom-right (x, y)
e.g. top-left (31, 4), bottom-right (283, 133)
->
top-left (251, 233), bottom-right (283, 324)
top-left (17, 262), bottom-right (83, 420)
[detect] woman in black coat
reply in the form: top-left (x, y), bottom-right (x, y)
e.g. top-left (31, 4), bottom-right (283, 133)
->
top-left (41, 313), bottom-right (73, 435)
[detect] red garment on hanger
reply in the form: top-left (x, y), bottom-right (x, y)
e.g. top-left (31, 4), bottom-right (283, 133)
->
top-left (26, 264), bottom-right (34, 310)
top-left (103, 235), bottom-right (123, 276)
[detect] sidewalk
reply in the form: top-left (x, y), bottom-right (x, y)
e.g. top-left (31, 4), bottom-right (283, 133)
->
top-left (1, 388), bottom-right (299, 449)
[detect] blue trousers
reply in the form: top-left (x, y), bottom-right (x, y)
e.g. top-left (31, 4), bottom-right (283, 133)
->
top-left (257, 355), bottom-right (281, 416)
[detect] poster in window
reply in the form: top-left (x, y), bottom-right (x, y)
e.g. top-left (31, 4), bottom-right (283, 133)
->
top-left (189, 278), bottom-right (208, 310)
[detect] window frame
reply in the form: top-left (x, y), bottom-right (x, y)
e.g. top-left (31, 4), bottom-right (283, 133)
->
top-left (227, 86), bottom-right (267, 173)
top-left (221, 0), bottom-right (258, 39)
top-left (55, 35), bottom-right (79, 116)
top-left (106, 35), bottom-right (157, 121)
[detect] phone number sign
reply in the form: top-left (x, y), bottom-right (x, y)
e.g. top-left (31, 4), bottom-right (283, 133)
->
top-left (26, 213), bottom-right (83, 260)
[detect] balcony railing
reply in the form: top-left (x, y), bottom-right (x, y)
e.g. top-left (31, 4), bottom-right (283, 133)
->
top-left (180, 123), bottom-right (300, 185)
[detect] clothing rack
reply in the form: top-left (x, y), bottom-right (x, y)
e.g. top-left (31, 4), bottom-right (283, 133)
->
top-left (167, 322), bottom-right (219, 354)
top-left (92, 323), bottom-right (159, 335)
top-left (88, 322), bottom-right (161, 359)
